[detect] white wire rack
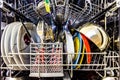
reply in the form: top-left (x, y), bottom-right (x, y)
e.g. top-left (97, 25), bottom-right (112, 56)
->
top-left (15, 0), bottom-right (110, 25)
top-left (68, 3), bottom-right (104, 25)
top-left (29, 43), bottom-right (64, 77)
top-left (104, 51), bottom-right (120, 77)
top-left (1, 43), bottom-right (119, 78)
top-left (16, 0), bottom-right (42, 23)
top-left (14, 0), bottom-right (117, 27)
top-left (49, 0), bottom-right (106, 25)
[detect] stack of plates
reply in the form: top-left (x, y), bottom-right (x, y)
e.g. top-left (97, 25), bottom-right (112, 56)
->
top-left (72, 31), bottom-right (83, 69)
top-left (72, 30), bottom-right (92, 69)
top-left (65, 22), bottom-right (109, 69)
top-left (64, 31), bottom-right (74, 64)
top-left (64, 29), bottom-right (93, 69)
top-left (1, 22), bottom-right (40, 70)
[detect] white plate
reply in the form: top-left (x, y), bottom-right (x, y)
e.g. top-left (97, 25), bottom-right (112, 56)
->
top-left (1, 24), bottom-right (10, 67)
top-left (17, 22), bottom-right (40, 70)
top-left (10, 22), bottom-right (25, 70)
top-left (4, 22), bottom-right (20, 70)
top-left (64, 31), bottom-right (74, 64)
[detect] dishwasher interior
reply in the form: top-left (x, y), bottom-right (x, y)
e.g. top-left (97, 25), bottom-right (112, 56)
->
top-left (0, 0), bottom-right (120, 80)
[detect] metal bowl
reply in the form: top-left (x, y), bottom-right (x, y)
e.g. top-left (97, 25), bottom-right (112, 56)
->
top-left (79, 23), bottom-right (109, 51)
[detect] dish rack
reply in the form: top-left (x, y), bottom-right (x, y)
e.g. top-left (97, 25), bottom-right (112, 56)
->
top-left (1, 43), bottom-right (119, 78)
top-left (0, 0), bottom-right (120, 79)
top-left (29, 43), bottom-right (64, 77)
top-left (16, 0), bottom-right (42, 23)
top-left (15, 0), bottom-right (106, 25)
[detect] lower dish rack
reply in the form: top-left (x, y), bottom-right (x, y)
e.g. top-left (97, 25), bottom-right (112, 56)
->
top-left (1, 43), bottom-right (120, 78)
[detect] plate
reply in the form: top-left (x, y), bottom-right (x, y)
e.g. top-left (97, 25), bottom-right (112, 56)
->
top-left (4, 22), bottom-right (20, 70)
top-left (64, 31), bottom-right (74, 64)
top-left (17, 22), bottom-right (40, 70)
top-left (73, 31), bottom-right (83, 69)
top-left (76, 43), bottom-right (85, 69)
top-left (1, 24), bottom-right (10, 67)
top-left (10, 22), bottom-right (24, 70)
top-left (73, 36), bottom-right (80, 61)
top-left (81, 33), bottom-right (91, 64)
